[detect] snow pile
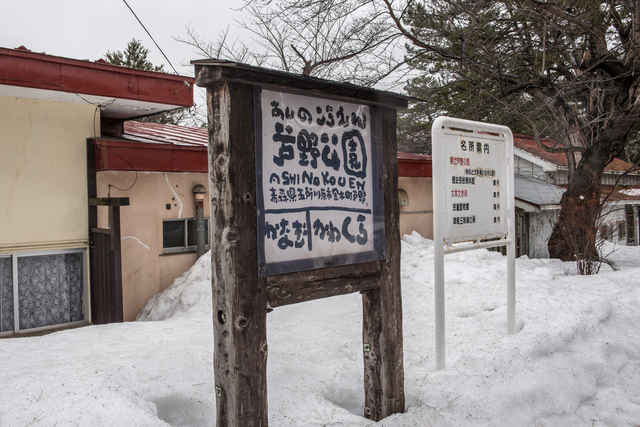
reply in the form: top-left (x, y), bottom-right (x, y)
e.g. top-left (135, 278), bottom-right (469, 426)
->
top-left (137, 250), bottom-right (212, 321)
top-left (620, 188), bottom-right (640, 196)
top-left (1, 232), bottom-right (640, 426)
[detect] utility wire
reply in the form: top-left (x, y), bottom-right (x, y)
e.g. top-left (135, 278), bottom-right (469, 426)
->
top-left (121, 0), bottom-right (184, 79)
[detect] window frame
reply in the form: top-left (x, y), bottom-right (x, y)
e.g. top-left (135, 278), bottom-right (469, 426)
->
top-left (0, 248), bottom-right (88, 337)
top-left (162, 217), bottom-right (210, 254)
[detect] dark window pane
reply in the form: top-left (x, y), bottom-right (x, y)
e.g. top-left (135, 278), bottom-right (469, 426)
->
top-left (163, 221), bottom-right (185, 249)
top-left (187, 219), bottom-right (197, 247)
top-left (187, 218), bottom-right (210, 247)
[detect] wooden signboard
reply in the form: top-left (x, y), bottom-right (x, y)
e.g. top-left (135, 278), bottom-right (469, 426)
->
top-left (194, 60), bottom-right (408, 426)
top-left (256, 88), bottom-right (385, 276)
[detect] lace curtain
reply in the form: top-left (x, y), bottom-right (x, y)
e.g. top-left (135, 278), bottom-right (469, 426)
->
top-left (17, 253), bottom-right (84, 330)
top-left (0, 257), bottom-right (13, 333)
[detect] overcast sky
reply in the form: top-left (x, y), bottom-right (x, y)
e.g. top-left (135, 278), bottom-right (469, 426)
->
top-left (1, 0), bottom-right (248, 77)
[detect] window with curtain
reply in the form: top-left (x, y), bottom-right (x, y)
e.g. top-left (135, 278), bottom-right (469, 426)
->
top-left (0, 257), bottom-right (13, 333)
top-left (0, 251), bottom-right (84, 334)
top-left (17, 253), bottom-right (84, 330)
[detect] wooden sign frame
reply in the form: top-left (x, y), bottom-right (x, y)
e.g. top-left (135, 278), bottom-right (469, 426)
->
top-left (194, 60), bottom-right (408, 426)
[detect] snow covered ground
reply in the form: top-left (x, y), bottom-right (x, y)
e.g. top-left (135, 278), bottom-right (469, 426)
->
top-left (1, 232), bottom-right (640, 426)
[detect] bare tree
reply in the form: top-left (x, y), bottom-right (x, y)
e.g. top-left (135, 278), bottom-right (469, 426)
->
top-left (178, 0), bottom-right (409, 87)
top-left (182, 0), bottom-right (640, 269)
top-left (377, 0), bottom-right (640, 267)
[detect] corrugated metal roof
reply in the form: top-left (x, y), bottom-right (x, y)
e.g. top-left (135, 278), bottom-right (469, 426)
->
top-left (515, 175), bottom-right (565, 208)
top-left (122, 121), bottom-right (208, 147)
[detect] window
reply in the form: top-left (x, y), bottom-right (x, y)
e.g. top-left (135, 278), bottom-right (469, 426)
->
top-left (0, 256), bottom-right (13, 333)
top-left (162, 218), bottom-right (210, 253)
top-left (600, 225), bottom-right (613, 242)
top-left (618, 221), bottom-right (626, 240)
top-left (0, 249), bottom-right (86, 335)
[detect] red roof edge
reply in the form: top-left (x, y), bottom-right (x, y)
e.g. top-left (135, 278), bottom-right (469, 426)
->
top-left (93, 139), bottom-right (207, 173)
top-left (398, 151), bottom-right (432, 177)
top-left (0, 46), bottom-right (194, 108)
top-left (513, 133), bottom-right (637, 173)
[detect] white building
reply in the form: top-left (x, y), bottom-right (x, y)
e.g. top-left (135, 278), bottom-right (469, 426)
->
top-left (513, 134), bottom-right (640, 257)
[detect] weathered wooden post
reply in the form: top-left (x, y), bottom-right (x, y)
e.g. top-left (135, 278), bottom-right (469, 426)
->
top-left (193, 60), bottom-right (408, 426)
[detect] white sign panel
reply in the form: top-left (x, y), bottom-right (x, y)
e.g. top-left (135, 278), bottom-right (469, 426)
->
top-left (256, 89), bottom-right (385, 276)
top-left (432, 117), bottom-right (516, 371)
top-left (440, 128), bottom-right (508, 242)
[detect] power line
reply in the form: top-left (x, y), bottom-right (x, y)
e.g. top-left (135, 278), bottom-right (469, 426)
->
top-left (121, 0), bottom-right (183, 78)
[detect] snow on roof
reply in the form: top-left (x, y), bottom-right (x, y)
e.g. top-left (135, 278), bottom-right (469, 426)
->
top-left (601, 184), bottom-right (640, 203)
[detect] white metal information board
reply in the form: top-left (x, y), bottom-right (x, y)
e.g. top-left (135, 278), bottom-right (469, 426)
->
top-left (440, 130), bottom-right (508, 242)
top-left (432, 116), bottom-right (516, 370)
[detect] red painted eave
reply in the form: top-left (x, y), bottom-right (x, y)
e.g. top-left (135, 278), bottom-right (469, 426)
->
top-left (93, 139), bottom-right (207, 173)
top-left (398, 151), bottom-right (432, 177)
top-left (0, 46), bottom-right (194, 108)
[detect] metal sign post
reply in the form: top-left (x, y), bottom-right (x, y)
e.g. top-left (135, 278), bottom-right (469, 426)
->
top-left (432, 116), bottom-right (516, 370)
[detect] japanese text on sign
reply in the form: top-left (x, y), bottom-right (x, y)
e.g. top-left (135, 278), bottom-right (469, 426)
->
top-left (257, 89), bottom-right (382, 275)
top-left (440, 134), bottom-right (508, 241)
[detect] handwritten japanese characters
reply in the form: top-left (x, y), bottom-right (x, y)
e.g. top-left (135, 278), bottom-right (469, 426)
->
top-left (257, 89), bottom-right (382, 274)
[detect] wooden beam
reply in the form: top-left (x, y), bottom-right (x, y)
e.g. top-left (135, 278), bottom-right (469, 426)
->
top-left (194, 61), bottom-right (410, 110)
top-left (379, 106), bottom-right (405, 417)
top-left (267, 273), bottom-right (380, 308)
top-left (209, 82), bottom-right (269, 426)
top-left (362, 288), bottom-right (383, 420)
top-left (267, 260), bottom-right (380, 285)
top-left (266, 260), bottom-right (382, 307)
top-left (111, 206), bottom-right (124, 323)
top-left (362, 107), bottom-right (405, 421)
top-left (88, 197), bottom-right (130, 207)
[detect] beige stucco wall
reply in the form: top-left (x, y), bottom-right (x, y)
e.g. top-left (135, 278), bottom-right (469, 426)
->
top-left (0, 96), bottom-right (96, 252)
top-left (97, 171), bottom-right (210, 321)
top-left (398, 176), bottom-right (433, 240)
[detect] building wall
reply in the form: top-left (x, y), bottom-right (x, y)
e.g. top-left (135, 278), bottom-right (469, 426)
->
top-left (546, 171), bottom-right (568, 185)
top-left (599, 203), bottom-right (629, 246)
top-left (0, 96), bottom-right (96, 252)
top-left (529, 210), bottom-right (559, 258)
top-left (601, 173), bottom-right (640, 186)
top-left (514, 157), bottom-right (547, 181)
top-left (398, 176), bottom-right (433, 239)
top-left (96, 171), bottom-right (210, 321)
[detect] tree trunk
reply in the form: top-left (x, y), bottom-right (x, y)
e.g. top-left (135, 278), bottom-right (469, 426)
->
top-left (548, 147), bottom-right (609, 265)
top-left (547, 184), bottom-right (600, 263)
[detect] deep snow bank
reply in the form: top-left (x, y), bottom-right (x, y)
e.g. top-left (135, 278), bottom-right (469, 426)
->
top-left (137, 250), bottom-right (212, 321)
